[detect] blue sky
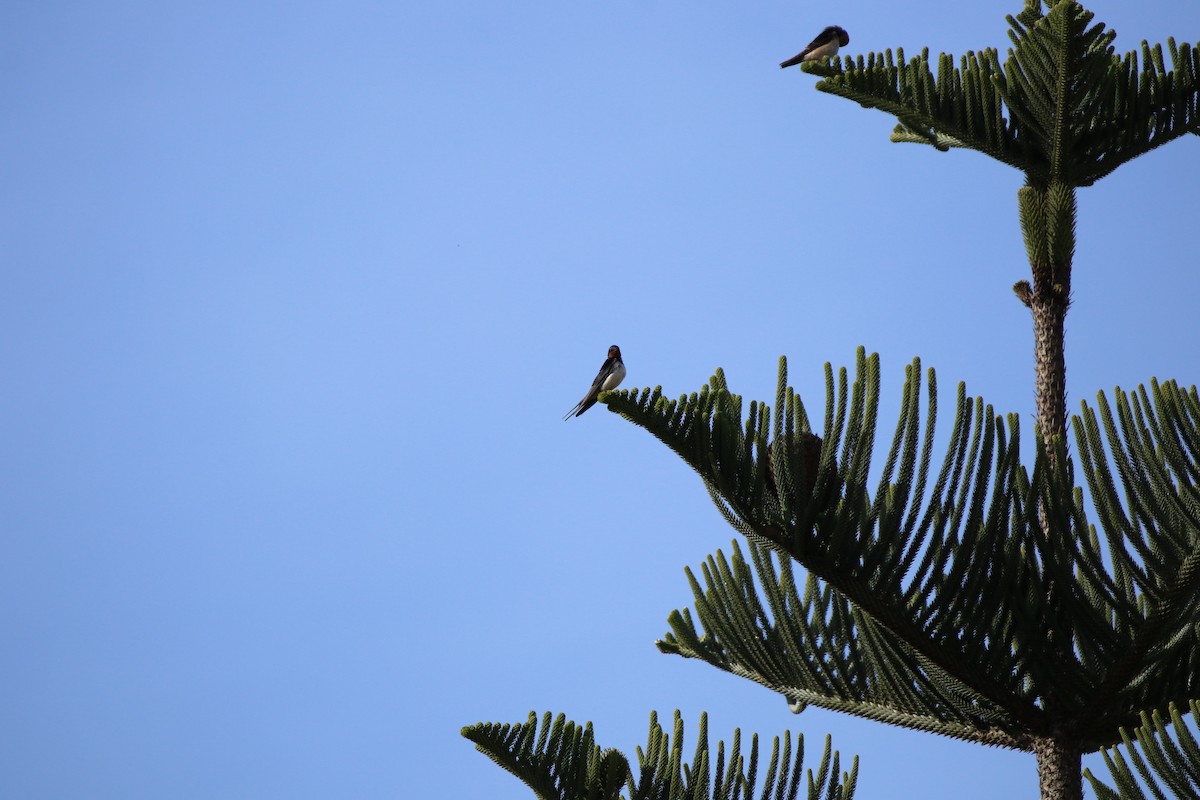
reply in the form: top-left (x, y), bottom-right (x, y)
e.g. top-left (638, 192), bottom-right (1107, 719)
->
top-left (2, 2), bottom-right (1198, 798)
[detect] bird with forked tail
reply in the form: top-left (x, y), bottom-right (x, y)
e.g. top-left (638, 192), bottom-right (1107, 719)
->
top-left (564, 345), bottom-right (626, 420)
top-left (780, 25), bottom-right (849, 68)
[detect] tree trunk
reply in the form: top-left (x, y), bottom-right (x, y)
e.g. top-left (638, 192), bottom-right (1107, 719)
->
top-left (1017, 180), bottom-right (1075, 446)
top-left (1031, 293), bottom-right (1068, 441)
top-left (1033, 735), bottom-right (1082, 800)
top-left (1021, 182), bottom-right (1081, 799)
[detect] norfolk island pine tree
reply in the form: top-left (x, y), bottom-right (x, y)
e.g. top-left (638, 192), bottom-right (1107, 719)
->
top-left (464, 4), bottom-right (1200, 799)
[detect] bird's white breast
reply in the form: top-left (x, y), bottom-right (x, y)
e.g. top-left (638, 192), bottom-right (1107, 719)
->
top-left (805, 40), bottom-right (840, 61)
top-left (602, 362), bottom-right (627, 392)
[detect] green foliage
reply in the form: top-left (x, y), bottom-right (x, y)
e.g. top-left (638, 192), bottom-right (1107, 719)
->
top-left (802, 0), bottom-right (1200, 186)
top-left (461, 710), bottom-right (858, 800)
top-left (1084, 700), bottom-right (1200, 799)
top-left (603, 350), bottom-right (1200, 752)
top-left (1017, 181), bottom-right (1076, 273)
top-left (659, 543), bottom-right (1023, 747)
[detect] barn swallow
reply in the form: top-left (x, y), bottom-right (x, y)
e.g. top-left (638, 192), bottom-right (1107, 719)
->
top-left (780, 25), bottom-right (849, 68)
top-left (563, 345), bottom-right (626, 420)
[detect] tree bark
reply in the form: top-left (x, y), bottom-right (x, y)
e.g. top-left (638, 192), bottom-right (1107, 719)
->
top-left (1019, 180), bottom-right (1075, 446)
top-left (1031, 292), bottom-right (1068, 441)
top-left (1021, 181), bottom-right (1082, 799)
top-left (1033, 735), bottom-right (1083, 800)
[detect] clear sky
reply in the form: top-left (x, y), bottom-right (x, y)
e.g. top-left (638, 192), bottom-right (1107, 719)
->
top-left (2, 2), bottom-right (1198, 798)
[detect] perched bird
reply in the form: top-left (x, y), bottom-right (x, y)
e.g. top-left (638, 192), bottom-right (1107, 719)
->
top-left (779, 25), bottom-right (850, 68)
top-left (563, 345), bottom-right (626, 420)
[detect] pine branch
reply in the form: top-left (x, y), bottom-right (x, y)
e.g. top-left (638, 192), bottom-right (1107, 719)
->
top-left (1083, 701), bottom-right (1200, 799)
top-left (1072, 382), bottom-right (1200, 740)
top-left (657, 543), bottom-right (1027, 749)
top-left (607, 351), bottom-right (1050, 742)
top-left (461, 712), bottom-right (625, 800)
top-left (604, 353), bottom-right (1200, 751)
top-left (461, 711), bottom-right (859, 800)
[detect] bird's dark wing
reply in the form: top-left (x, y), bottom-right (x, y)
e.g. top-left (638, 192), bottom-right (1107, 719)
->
top-left (779, 50), bottom-right (808, 69)
top-left (780, 27), bottom-right (843, 68)
top-left (779, 34), bottom-right (824, 68)
top-left (804, 28), bottom-right (835, 52)
top-left (563, 356), bottom-right (617, 419)
top-left (588, 356), bottom-right (617, 389)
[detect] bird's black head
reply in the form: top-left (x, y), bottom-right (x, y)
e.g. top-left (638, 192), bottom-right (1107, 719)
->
top-left (608, 345), bottom-right (621, 359)
top-left (828, 25), bottom-right (850, 46)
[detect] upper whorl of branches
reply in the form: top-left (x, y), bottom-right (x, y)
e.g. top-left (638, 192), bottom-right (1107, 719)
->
top-left (802, 0), bottom-right (1200, 186)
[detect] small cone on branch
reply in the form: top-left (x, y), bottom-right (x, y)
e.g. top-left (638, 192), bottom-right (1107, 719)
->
top-left (764, 431), bottom-right (825, 500)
